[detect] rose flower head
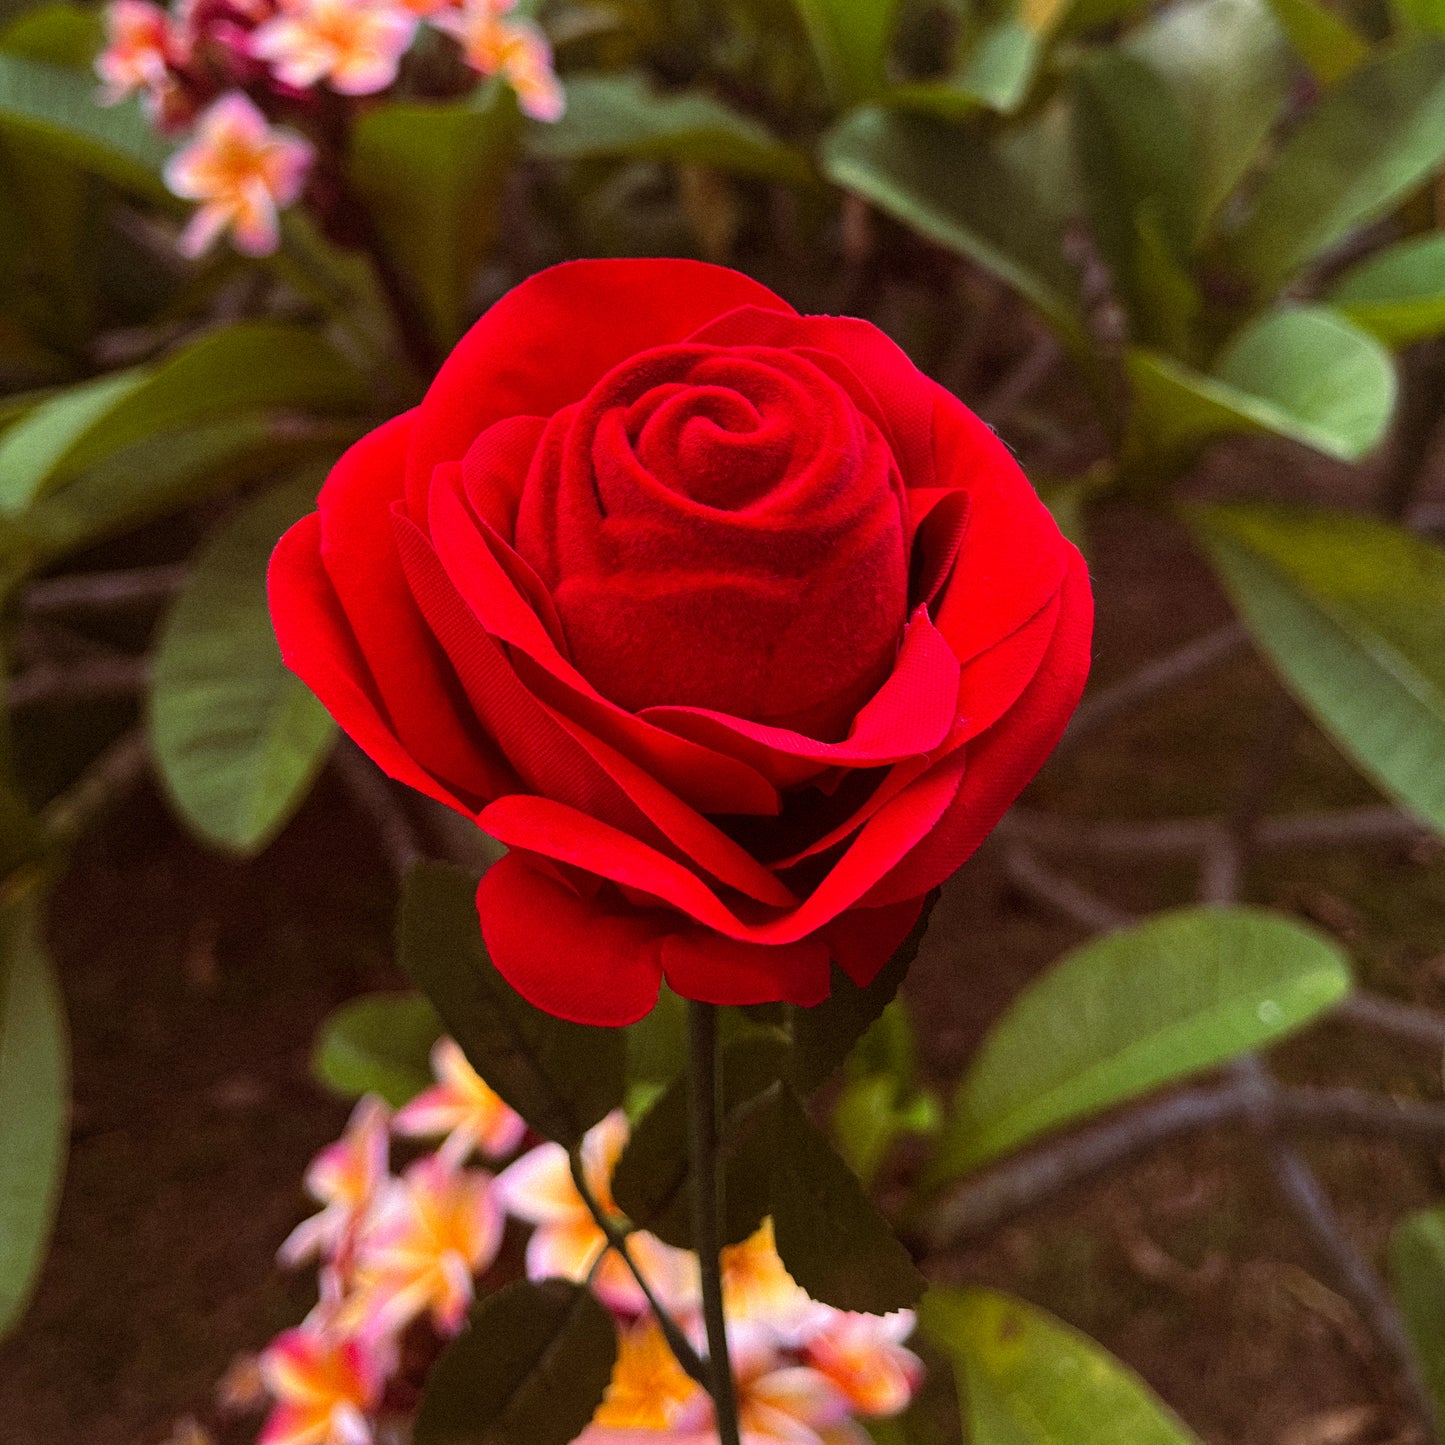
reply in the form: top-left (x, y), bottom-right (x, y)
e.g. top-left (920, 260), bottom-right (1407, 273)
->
top-left (269, 259), bottom-right (1093, 1026)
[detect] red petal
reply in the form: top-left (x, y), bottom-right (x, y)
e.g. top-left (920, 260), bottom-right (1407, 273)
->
top-left (405, 259), bottom-right (794, 516)
top-left (660, 929), bottom-right (831, 1008)
top-left (477, 853), bottom-right (665, 1026)
top-left (818, 896), bottom-right (927, 987)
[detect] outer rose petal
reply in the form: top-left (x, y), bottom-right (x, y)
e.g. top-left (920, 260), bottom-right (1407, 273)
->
top-left (404, 258), bottom-right (795, 515)
top-left (478, 853), bottom-right (665, 1025)
top-left (864, 545), bottom-right (1093, 907)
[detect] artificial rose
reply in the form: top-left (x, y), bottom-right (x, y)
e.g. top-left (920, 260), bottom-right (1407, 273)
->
top-left (269, 259), bottom-right (1092, 1026)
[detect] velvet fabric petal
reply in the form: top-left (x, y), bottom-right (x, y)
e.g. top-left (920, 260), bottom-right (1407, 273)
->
top-left (405, 259), bottom-right (794, 516)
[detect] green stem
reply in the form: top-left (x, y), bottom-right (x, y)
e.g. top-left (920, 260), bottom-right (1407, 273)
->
top-left (687, 1000), bottom-right (742, 1445)
top-left (567, 1149), bottom-right (711, 1390)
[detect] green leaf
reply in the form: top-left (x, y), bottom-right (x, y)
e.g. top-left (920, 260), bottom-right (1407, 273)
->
top-left (1395, 0), bottom-right (1445, 33)
top-left (821, 106), bottom-right (1089, 359)
top-left (790, 895), bottom-right (933, 1091)
top-left (1126, 306), bottom-right (1396, 467)
top-left (1, 4), bottom-right (103, 65)
top-left (929, 906), bottom-right (1351, 1183)
top-left (0, 891), bottom-right (68, 1343)
top-left (789, 0), bottom-right (898, 104)
top-left (770, 1087), bottom-right (924, 1314)
top-left (611, 1030), bottom-right (788, 1249)
top-left (0, 322), bottom-right (367, 516)
top-left (312, 992), bottom-right (442, 1108)
top-left (1128, 0), bottom-right (1291, 225)
top-left (149, 475), bottom-right (336, 855)
top-left (1229, 39), bottom-right (1445, 295)
top-left (1390, 1207), bottom-right (1445, 1416)
top-left (527, 72), bottom-right (812, 185)
top-left (12, 416), bottom-right (340, 565)
top-left (0, 54), bottom-right (169, 195)
top-left (1070, 52), bottom-right (1199, 348)
top-left (1191, 502), bottom-right (1445, 839)
top-left (350, 90), bottom-right (521, 348)
top-left (832, 1073), bottom-right (940, 1187)
top-left (398, 861), bottom-right (626, 1147)
top-left (1265, 0), bottom-right (1370, 84)
top-left (1328, 232), bottom-right (1445, 346)
top-left (921, 1288), bottom-right (1203, 1444)
top-left (415, 1279), bottom-right (618, 1445)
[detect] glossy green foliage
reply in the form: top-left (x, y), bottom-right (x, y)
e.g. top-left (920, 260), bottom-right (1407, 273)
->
top-left (930, 907), bottom-right (1351, 1182)
top-left (528, 72), bottom-right (811, 184)
top-left (351, 89), bottom-right (522, 346)
top-left (312, 992), bottom-right (443, 1107)
top-left (1390, 1208), bottom-right (1445, 1417)
top-left (788, 0), bottom-right (898, 104)
top-left (1229, 39), bottom-right (1445, 295)
top-left (150, 475), bottom-right (337, 855)
top-left (1329, 232), bottom-right (1445, 346)
top-left (922, 1288), bottom-right (1203, 1443)
top-left (1127, 307), bottom-right (1396, 468)
top-left (1193, 503), bottom-right (1445, 838)
top-left (0, 892), bottom-right (67, 1343)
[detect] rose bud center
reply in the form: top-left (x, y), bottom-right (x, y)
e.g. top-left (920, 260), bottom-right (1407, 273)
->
top-left (514, 344), bottom-right (911, 742)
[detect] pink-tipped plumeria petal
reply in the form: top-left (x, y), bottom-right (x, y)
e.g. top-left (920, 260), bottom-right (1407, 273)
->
top-left (430, 5), bottom-right (564, 120)
top-left (95, 0), bottom-right (175, 105)
top-left (279, 1095), bottom-right (391, 1269)
top-left (393, 1037), bottom-right (526, 1165)
top-left (351, 1155), bottom-right (503, 1336)
top-left (721, 1221), bottom-right (825, 1345)
top-left (257, 1327), bottom-right (382, 1445)
top-left (163, 91), bottom-right (313, 258)
top-left (804, 1310), bottom-right (923, 1418)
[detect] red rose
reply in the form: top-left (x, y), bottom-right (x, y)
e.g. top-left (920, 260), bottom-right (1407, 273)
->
top-left (269, 259), bottom-right (1092, 1026)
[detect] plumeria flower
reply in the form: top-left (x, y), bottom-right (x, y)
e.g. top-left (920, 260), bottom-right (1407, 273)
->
top-left (250, 0), bottom-right (417, 95)
top-left (392, 1037), bottom-right (526, 1167)
top-left (430, 4), bottom-right (564, 121)
top-left (803, 1311), bottom-right (923, 1419)
top-left (257, 1326), bottom-right (383, 1445)
top-left (494, 1111), bottom-right (693, 1314)
top-left (720, 1221), bottom-right (824, 1344)
top-left (587, 1315), bottom-right (703, 1433)
top-left (95, 0), bottom-right (178, 110)
top-left (673, 1326), bottom-right (866, 1445)
top-left (350, 1155), bottom-right (503, 1336)
top-left (279, 1095), bottom-right (391, 1273)
top-left (163, 91), bottom-right (313, 257)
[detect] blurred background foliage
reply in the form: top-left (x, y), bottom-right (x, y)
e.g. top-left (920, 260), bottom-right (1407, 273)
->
top-left (3, 0), bottom-right (1445, 1439)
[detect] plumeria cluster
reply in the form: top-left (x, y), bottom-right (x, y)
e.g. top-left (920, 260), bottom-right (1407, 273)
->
top-left (252, 1037), bottom-right (924, 1445)
top-left (94, 0), bottom-right (562, 256)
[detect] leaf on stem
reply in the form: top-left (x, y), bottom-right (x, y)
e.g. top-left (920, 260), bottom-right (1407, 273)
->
top-left (399, 861), bottom-right (626, 1147)
top-left (150, 473), bottom-right (337, 856)
top-left (0, 889), bottom-right (68, 1343)
top-left (927, 906), bottom-right (1352, 1185)
top-left (1327, 232), bottom-right (1445, 347)
top-left (1191, 502), bottom-right (1445, 839)
top-left (612, 1029), bottom-right (788, 1249)
top-left (415, 1279), bottom-right (618, 1445)
top-left (1390, 1207), bottom-right (1445, 1417)
top-left (921, 1288), bottom-right (1203, 1443)
top-left (769, 1086), bottom-right (924, 1314)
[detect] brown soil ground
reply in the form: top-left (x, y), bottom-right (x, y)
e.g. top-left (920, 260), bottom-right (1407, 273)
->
top-left (1, 494), bottom-right (1444, 1445)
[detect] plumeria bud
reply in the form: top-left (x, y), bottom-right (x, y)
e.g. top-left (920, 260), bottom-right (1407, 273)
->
top-left (257, 1326), bottom-right (383, 1445)
top-left (163, 91), bottom-right (314, 257)
top-left (430, 5), bottom-right (564, 121)
top-left (250, 0), bottom-right (418, 96)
